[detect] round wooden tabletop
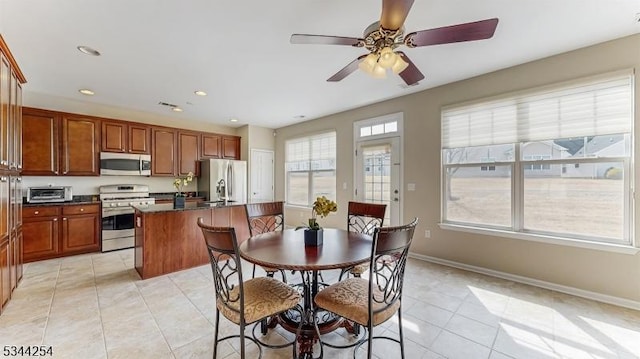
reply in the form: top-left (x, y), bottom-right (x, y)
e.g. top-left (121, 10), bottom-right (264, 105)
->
top-left (238, 228), bottom-right (373, 271)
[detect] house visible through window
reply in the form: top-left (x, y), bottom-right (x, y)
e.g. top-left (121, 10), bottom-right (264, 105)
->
top-left (285, 132), bottom-right (336, 207)
top-left (441, 72), bottom-right (633, 246)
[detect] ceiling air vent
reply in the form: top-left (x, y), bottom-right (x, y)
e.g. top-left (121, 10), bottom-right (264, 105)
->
top-left (158, 101), bottom-right (179, 108)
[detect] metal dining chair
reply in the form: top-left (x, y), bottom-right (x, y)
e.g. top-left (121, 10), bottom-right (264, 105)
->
top-left (314, 218), bottom-right (418, 359)
top-left (197, 218), bottom-right (301, 359)
top-left (339, 201), bottom-right (387, 280)
top-left (245, 201), bottom-right (289, 282)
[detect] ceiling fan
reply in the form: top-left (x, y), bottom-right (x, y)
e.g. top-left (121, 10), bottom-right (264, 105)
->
top-left (290, 0), bottom-right (499, 86)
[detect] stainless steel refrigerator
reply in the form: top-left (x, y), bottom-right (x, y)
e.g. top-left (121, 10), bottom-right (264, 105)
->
top-left (198, 159), bottom-right (247, 203)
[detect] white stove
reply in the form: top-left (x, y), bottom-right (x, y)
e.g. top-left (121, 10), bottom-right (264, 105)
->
top-left (99, 184), bottom-right (155, 252)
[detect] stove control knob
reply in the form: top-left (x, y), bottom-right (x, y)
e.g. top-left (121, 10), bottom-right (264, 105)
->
top-left (110, 203), bottom-right (116, 207)
top-left (129, 202), bottom-right (134, 206)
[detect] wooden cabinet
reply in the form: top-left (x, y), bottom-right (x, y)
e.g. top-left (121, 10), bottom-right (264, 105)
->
top-left (178, 131), bottom-right (199, 176)
top-left (22, 206), bottom-right (60, 262)
top-left (0, 53), bottom-right (9, 170)
top-left (102, 121), bottom-right (150, 154)
top-left (151, 127), bottom-right (177, 176)
top-left (0, 34), bottom-right (26, 314)
top-left (22, 109), bottom-right (100, 176)
top-left (61, 115), bottom-right (100, 175)
top-left (201, 133), bottom-right (221, 158)
top-left (222, 136), bottom-right (240, 159)
top-left (201, 134), bottom-right (241, 159)
top-left (0, 238), bottom-right (9, 311)
top-left (22, 204), bottom-right (100, 262)
top-left (61, 205), bottom-right (100, 254)
top-left (22, 108), bottom-right (59, 176)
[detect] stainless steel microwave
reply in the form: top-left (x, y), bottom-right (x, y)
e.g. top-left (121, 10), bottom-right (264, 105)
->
top-left (100, 152), bottom-right (151, 176)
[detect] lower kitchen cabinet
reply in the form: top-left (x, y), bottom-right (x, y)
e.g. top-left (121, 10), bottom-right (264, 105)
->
top-left (22, 204), bottom-right (100, 262)
top-left (1, 238), bottom-right (10, 311)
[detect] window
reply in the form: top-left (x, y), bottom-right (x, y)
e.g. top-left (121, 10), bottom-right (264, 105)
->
top-left (441, 72), bottom-right (633, 246)
top-left (359, 120), bottom-right (398, 138)
top-left (285, 132), bottom-right (336, 206)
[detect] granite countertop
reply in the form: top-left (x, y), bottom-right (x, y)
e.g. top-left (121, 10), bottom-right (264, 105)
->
top-left (150, 192), bottom-right (205, 200)
top-left (134, 200), bottom-right (245, 214)
top-left (23, 195), bottom-right (100, 207)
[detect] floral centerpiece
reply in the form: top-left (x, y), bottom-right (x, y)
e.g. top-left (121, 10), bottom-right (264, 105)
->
top-left (296, 196), bottom-right (337, 246)
top-left (172, 172), bottom-right (194, 208)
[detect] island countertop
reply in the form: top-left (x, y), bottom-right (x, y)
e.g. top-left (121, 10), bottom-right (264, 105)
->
top-left (134, 201), bottom-right (245, 213)
top-left (134, 201), bottom-right (250, 279)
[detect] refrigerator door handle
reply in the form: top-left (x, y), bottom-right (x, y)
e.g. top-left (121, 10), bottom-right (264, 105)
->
top-left (227, 162), bottom-right (234, 198)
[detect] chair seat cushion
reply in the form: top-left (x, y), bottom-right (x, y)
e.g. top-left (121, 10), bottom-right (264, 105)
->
top-left (217, 277), bottom-right (300, 324)
top-left (314, 277), bottom-right (399, 327)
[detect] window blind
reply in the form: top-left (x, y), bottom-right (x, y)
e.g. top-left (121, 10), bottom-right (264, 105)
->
top-left (441, 73), bottom-right (633, 148)
top-left (285, 132), bottom-right (336, 171)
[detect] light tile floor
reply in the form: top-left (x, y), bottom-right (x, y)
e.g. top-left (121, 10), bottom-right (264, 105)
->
top-left (1, 249), bottom-right (639, 359)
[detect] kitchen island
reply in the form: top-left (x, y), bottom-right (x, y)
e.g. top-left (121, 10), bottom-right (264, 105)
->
top-left (133, 201), bottom-right (250, 279)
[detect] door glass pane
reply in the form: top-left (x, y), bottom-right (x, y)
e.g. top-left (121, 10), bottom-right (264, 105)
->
top-left (445, 165), bottom-right (512, 227)
top-left (362, 144), bottom-right (391, 223)
top-left (523, 161), bottom-right (625, 241)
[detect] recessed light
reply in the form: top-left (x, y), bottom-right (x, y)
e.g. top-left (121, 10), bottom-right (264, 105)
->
top-left (78, 89), bottom-right (95, 96)
top-left (293, 115), bottom-right (306, 120)
top-left (194, 90), bottom-right (207, 96)
top-left (77, 45), bottom-right (101, 56)
top-left (230, 118), bottom-right (238, 122)
top-left (172, 107), bottom-right (183, 112)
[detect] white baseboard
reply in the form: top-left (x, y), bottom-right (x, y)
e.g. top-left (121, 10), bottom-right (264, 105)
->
top-left (408, 252), bottom-right (640, 311)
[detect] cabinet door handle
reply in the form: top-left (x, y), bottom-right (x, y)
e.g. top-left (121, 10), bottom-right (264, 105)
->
top-left (53, 218), bottom-right (58, 222)
top-left (62, 218), bottom-right (67, 221)
top-left (80, 208), bottom-right (84, 212)
top-left (34, 211), bottom-right (39, 215)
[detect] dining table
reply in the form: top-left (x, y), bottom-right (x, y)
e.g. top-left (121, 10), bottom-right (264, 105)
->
top-left (238, 227), bottom-right (373, 357)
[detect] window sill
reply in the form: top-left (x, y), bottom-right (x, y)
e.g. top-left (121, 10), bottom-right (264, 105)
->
top-left (438, 223), bottom-right (639, 255)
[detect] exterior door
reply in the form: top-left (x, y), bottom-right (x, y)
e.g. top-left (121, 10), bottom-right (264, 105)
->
top-left (355, 137), bottom-right (401, 226)
top-left (250, 149), bottom-right (274, 202)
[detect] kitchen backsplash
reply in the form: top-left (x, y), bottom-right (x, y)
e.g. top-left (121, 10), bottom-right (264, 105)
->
top-left (22, 176), bottom-right (198, 196)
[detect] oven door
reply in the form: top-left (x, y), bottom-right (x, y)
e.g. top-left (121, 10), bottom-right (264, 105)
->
top-left (102, 207), bottom-right (135, 241)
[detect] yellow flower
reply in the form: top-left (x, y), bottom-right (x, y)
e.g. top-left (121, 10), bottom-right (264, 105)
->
top-left (173, 172), bottom-right (194, 195)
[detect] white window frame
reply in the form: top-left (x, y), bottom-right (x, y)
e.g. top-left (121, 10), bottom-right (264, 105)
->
top-left (285, 131), bottom-right (337, 208)
top-left (439, 71), bottom-right (637, 254)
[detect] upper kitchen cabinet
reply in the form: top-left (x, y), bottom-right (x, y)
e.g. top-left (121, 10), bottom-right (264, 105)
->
top-left (23, 109), bottom-right (100, 176)
top-left (61, 115), bottom-right (100, 176)
top-left (201, 134), bottom-right (240, 159)
top-left (102, 120), bottom-right (150, 154)
top-left (178, 131), bottom-right (199, 176)
top-left (22, 108), bottom-right (59, 176)
top-left (0, 54), bottom-right (9, 171)
top-left (222, 136), bottom-right (240, 159)
top-left (151, 127), bottom-right (177, 176)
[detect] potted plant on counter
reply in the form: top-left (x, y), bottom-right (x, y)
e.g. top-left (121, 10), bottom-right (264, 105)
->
top-left (173, 172), bottom-right (194, 208)
top-left (296, 196), bottom-right (337, 246)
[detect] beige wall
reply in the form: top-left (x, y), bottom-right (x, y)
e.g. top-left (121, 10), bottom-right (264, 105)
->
top-left (275, 34), bottom-right (640, 302)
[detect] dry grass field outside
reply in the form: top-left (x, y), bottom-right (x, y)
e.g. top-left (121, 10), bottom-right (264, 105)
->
top-left (447, 177), bottom-right (624, 240)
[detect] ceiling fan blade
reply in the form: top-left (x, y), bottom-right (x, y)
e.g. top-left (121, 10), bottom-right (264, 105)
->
top-left (290, 34), bottom-right (363, 46)
top-left (396, 52), bottom-right (424, 86)
top-left (380, 0), bottom-right (415, 30)
top-left (327, 55), bottom-right (368, 82)
top-left (405, 18), bottom-right (499, 47)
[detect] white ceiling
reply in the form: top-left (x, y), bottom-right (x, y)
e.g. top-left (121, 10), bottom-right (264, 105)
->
top-left (1, 0), bottom-right (639, 129)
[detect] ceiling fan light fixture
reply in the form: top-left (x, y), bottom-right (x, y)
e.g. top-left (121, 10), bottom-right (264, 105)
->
top-left (391, 55), bottom-right (409, 74)
top-left (358, 53), bottom-right (378, 74)
top-left (371, 64), bottom-right (387, 79)
top-left (378, 47), bottom-right (397, 69)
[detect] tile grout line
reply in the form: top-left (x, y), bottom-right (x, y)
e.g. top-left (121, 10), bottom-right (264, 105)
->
top-left (135, 276), bottom-right (182, 355)
top-left (92, 255), bottom-right (110, 359)
top-left (41, 261), bottom-right (62, 346)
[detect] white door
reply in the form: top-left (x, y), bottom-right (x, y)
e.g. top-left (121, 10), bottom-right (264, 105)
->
top-left (355, 137), bottom-right (401, 226)
top-left (250, 149), bottom-right (274, 202)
